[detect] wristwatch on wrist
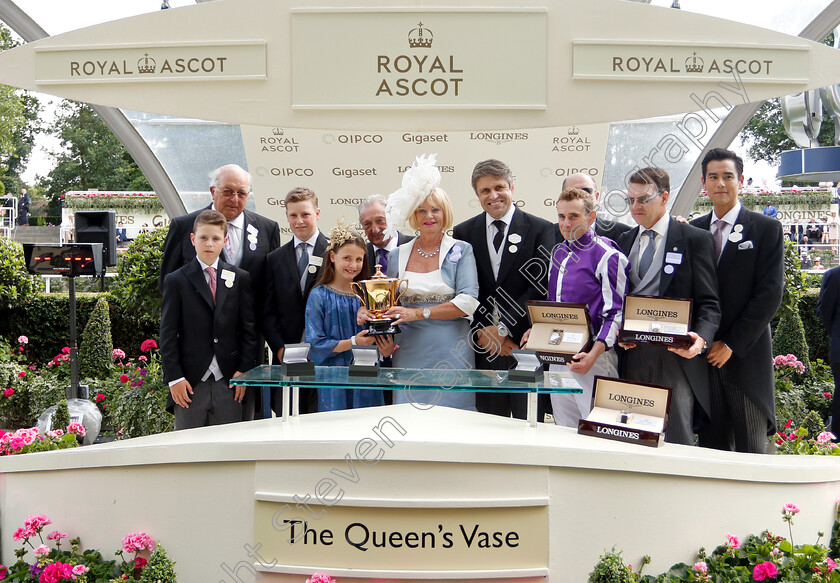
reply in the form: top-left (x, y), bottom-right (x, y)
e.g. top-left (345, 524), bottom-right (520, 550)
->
top-left (422, 307), bottom-right (431, 319)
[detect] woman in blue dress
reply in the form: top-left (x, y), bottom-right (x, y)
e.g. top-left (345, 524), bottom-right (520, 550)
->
top-left (368, 154), bottom-right (480, 411)
top-left (305, 225), bottom-right (394, 412)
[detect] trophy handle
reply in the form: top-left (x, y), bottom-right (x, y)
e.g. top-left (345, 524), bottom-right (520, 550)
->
top-left (393, 279), bottom-right (409, 305)
top-left (350, 281), bottom-right (366, 307)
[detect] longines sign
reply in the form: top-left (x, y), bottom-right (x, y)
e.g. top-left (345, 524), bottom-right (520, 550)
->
top-left (574, 41), bottom-right (808, 83)
top-left (290, 10), bottom-right (547, 109)
top-left (34, 41), bottom-right (266, 84)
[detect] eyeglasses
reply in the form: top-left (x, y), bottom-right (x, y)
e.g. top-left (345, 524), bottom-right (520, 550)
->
top-left (580, 187), bottom-right (595, 194)
top-left (219, 187), bottom-right (250, 199)
top-left (624, 192), bottom-right (662, 206)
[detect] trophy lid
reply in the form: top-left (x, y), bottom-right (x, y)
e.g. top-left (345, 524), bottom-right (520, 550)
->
top-left (371, 264), bottom-right (389, 280)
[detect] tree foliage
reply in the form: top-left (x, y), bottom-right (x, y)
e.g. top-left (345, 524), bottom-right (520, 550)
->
top-left (38, 101), bottom-right (151, 201)
top-left (0, 24), bottom-right (31, 192)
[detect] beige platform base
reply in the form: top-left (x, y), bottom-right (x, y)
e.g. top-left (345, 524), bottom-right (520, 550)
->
top-left (1, 404), bottom-right (839, 582)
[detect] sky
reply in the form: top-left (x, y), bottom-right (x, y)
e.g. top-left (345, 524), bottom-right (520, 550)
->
top-left (6, 0), bottom-right (837, 186)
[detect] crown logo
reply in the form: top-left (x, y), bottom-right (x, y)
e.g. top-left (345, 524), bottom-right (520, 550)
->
top-left (272, 128), bottom-right (284, 136)
top-left (137, 53), bottom-right (156, 74)
top-left (568, 126), bottom-right (580, 136)
top-left (685, 52), bottom-right (704, 73)
top-left (408, 22), bottom-right (433, 49)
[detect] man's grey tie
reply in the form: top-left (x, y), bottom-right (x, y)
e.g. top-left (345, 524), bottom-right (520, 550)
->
top-left (714, 220), bottom-right (727, 260)
top-left (297, 242), bottom-right (309, 292)
top-left (638, 229), bottom-right (656, 278)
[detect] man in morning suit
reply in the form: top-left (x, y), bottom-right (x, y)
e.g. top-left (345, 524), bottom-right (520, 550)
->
top-left (453, 159), bottom-right (555, 419)
top-left (818, 265), bottom-right (840, 439)
top-left (160, 210), bottom-right (257, 430)
top-left (263, 187), bottom-right (328, 415)
top-left (555, 173), bottom-right (632, 245)
top-left (359, 194), bottom-right (413, 275)
top-left (691, 148), bottom-right (784, 453)
top-left (159, 164), bottom-right (281, 420)
top-left (617, 167), bottom-right (720, 445)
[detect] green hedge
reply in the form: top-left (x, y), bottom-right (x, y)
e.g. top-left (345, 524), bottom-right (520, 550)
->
top-left (0, 292), bottom-right (157, 364)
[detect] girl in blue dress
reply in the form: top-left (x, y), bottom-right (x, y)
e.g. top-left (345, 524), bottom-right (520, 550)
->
top-left (305, 225), bottom-right (394, 412)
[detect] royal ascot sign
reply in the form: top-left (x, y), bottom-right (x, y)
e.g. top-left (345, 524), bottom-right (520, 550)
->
top-left (573, 41), bottom-right (807, 83)
top-left (34, 42), bottom-right (266, 84)
top-left (290, 11), bottom-right (546, 109)
top-left (4, 0), bottom-right (840, 129)
top-left (253, 501), bottom-right (547, 573)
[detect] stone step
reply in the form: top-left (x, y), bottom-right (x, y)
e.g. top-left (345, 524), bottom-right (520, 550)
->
top-left (10, 226), bottom-right (61, 244)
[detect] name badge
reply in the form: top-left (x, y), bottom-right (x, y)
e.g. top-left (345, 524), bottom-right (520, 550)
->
top-left (665, 252), bottom-right (682, 264)
top-left (309, 256), bottom-right (323, 267)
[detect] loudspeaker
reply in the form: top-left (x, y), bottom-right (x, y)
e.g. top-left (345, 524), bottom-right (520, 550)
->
top-left (75, 210), bottom-right (117, 267)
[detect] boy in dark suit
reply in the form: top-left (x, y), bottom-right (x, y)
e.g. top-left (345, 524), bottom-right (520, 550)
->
top-left (160, 210), bottom-right (257, 430)
top-left (263, 187), bottom-right (329, 415)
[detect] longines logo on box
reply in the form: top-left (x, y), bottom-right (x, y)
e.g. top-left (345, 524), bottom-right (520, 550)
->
top-left (552, 126), bottom-right (592, 152)
top-left (375, 22), bottom-right (465, 98)
top-left (259, 128), bottom-right (300, 153)
top-left (468, 132), bottom-right (529, 146)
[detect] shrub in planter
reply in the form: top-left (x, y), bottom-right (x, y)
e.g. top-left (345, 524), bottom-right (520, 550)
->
top-left (26, 372), bottom-right (65, 426)
top-left (139, 544), bottom-right (178, 583)
top-left (773, 312), bottom-right (811, 376)
top-left (52, 398), bottom-right (70, 431)
top-left (79, 296), bottom-right (113, 379)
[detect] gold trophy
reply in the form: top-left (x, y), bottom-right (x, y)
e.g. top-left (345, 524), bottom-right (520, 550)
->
top-left (351, 264), bottom-right (408, 336)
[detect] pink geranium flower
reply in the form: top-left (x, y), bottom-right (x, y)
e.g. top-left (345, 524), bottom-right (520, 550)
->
top-left (4, 388), bottom-right (14, 397)
top-left (753, 561), bottom-right (778, 580)
top-left (17, 371), bottom-right (25, 378)
top-left (46, 530), bottom-right (68, 541)
top-left (95, 393), bottom-right (105, 402)
top-left (817, 432), bottom-right (835, 444)
top-left (828, 557), bottom-right (838, 572)
top-left (122, 531), bottom-right (155, 553)
top-left (305, 574), bottom-right (337, 583)
top-left (39, 562), bottom-right (75, 583)
top-left (17, 335), bottom-right (28, 345)
top-left (112, 348), bottom-right (126, 360)
top-left (782, 503), bottom-right (800, 516)
top-left (33, 544), bottom-right (50, 557)
top-left (140, 339), bottom-right (157, 352)
top-left (24, 514), bottom-right (51, 531)
top-left (693, 561), bottom-right (708, 573)
top-left (726, 533), bottom-right (741, 549)
top-left (67, 423), bottom-right (85, 437)
top-left (72, 564), bottom-right (89, 575)
top-left (120, 374), bottom-right (129, 383)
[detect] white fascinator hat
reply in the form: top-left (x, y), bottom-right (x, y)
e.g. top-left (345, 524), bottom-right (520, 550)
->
top-left (384, 153), bottom-right (441, 239)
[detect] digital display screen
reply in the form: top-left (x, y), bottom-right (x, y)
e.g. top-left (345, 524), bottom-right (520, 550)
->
top-left (23, 244), bottom-right (103, 276)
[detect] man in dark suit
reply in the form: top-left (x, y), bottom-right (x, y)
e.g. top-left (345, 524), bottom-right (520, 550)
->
top-left (617, 167), bottom-right (720, 446)
top-left (160, 210), bottom-right (258, 429)
top-left (453, 159), bottom-right (555, 419)
top-left (358, 194), bottom-right (413, 275)
top-left (263, 187), bottom-right (328, 415)
top-left (818, 265), bottom-right (840, 438)
top-left (691, 148), bottom-right (784, 453)
top-left (159, 163), bottom-right (281, 419)
top-left (555, 173), bottom-right (632, 245)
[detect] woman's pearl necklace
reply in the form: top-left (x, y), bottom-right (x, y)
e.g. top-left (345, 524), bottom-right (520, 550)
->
top-left (416, 243), bottom-right (441, 258)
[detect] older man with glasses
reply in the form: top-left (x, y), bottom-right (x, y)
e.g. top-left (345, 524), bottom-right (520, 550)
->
top-left (615, 167), bottom-right (721, 446)
top-left (554, 173), bottom-right (632, 246)
top-left (160, 163), bottom-right (282, 420)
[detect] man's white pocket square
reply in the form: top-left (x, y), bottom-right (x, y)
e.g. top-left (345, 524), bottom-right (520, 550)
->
top-left (738, 240), bottom-right (754, 250)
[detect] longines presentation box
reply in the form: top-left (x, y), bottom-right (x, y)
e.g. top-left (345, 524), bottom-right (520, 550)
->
top-left (577, 377), bottom-right (671, 448)
top-left (280, 343), bottom-right (315, 376)
top-left (524, 301), bottom-right (593, 366)
top-left (618, 295), bottom-right (693, 349)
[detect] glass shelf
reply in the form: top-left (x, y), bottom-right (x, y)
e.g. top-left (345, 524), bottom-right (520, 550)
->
top-left (233, 365), bottom-right (582, 394)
